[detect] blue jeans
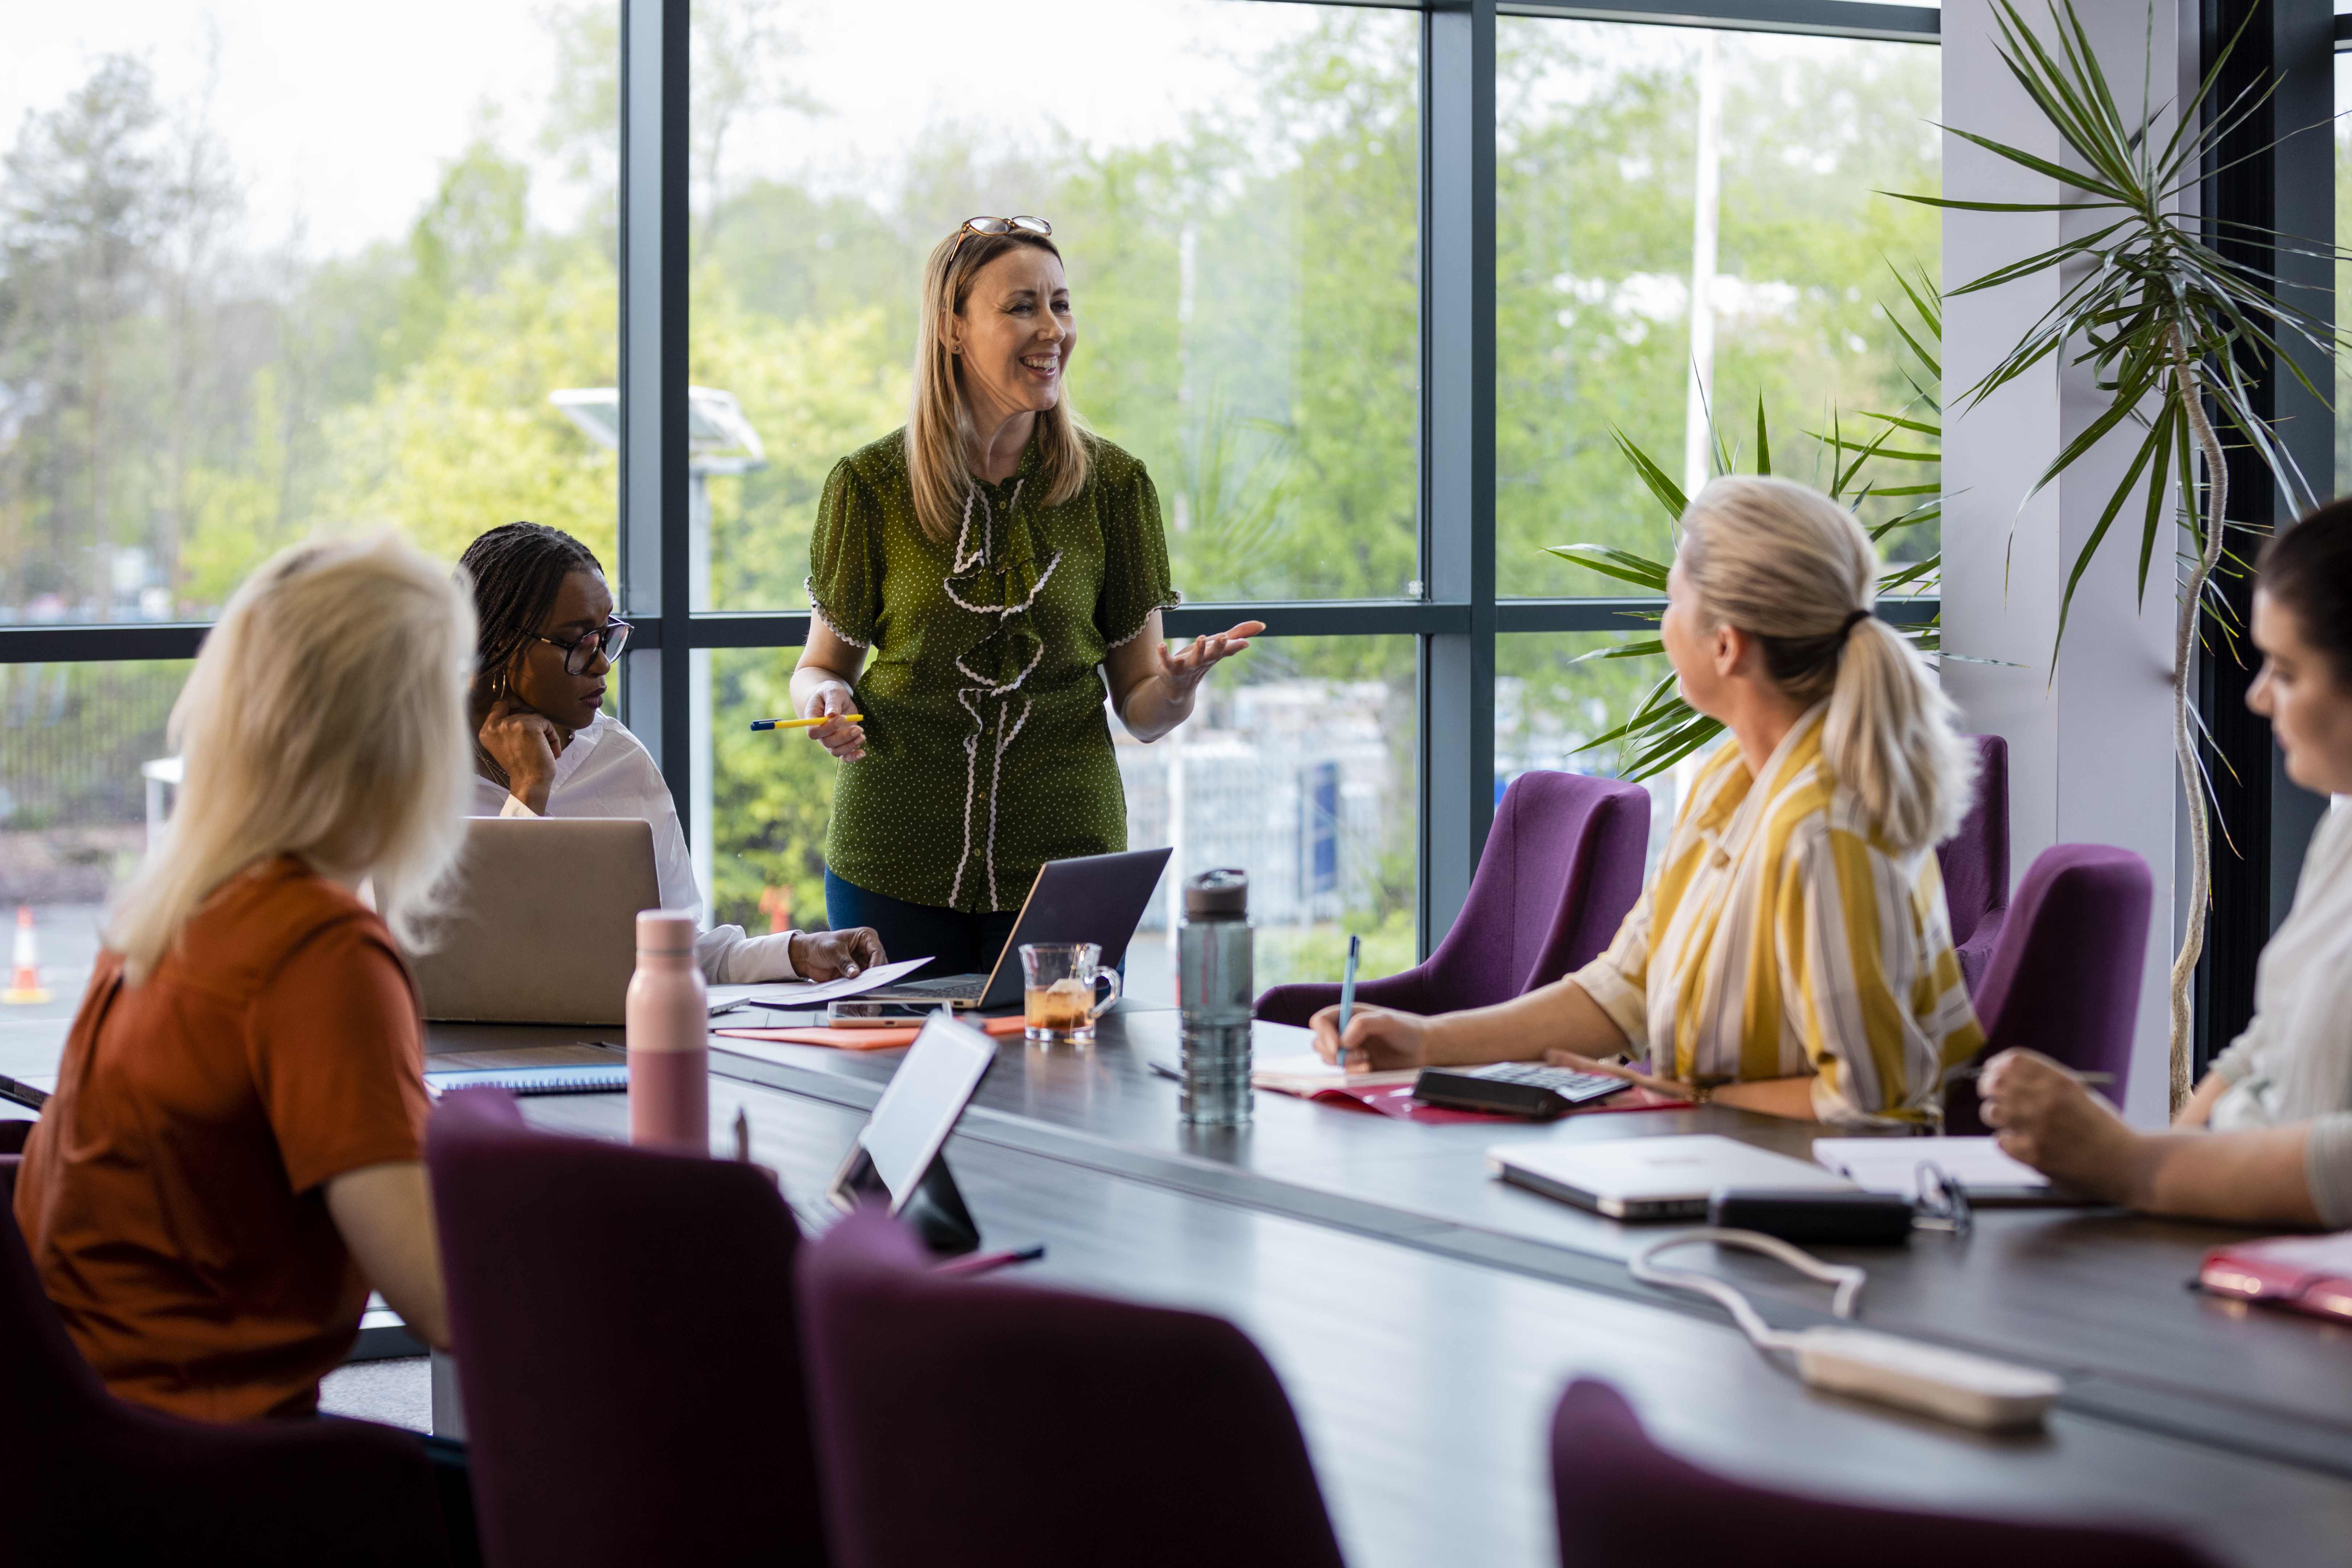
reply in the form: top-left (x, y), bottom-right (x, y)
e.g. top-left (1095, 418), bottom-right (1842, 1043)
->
top-left (825, 870), bottom-right (1023, 978)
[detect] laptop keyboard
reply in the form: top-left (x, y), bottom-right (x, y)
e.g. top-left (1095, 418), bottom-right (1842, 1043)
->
top-left (1464, 1062), bottom-right (1628, 1100)
top-left (880, 974), bottom-right (987, 1000)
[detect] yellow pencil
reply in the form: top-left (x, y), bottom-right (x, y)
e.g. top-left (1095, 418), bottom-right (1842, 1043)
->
top-left (749, 715), bottom-right (861, 731)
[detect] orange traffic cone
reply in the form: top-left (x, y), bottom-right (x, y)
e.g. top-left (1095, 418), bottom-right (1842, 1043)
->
top-left (4, 906), bottom-right (50, 1005)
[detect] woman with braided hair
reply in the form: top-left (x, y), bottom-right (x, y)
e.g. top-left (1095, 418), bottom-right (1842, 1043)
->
top-left (1313, 476), bottom-right (1986, 1127)
top-left (460, 521), bottom-right (883, 985)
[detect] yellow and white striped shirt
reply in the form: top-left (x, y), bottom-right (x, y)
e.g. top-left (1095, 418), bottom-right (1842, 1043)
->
top-left (1572, 705), bottom-right (1984, 1127)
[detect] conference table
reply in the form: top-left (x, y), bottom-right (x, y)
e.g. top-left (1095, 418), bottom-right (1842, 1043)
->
top-left (426, 1005), bottom-right (2352, 1567)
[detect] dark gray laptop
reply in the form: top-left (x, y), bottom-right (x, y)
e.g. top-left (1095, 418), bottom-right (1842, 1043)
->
top-left (864, 848), bottom-right (1173, 1011)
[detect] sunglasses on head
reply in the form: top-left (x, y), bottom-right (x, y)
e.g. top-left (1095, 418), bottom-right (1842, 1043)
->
top-left (947, 215), bottom-right (1051, 271)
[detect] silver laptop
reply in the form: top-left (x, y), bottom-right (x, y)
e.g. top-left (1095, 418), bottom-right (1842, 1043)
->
top-left (408, 817), bottom-right (663, 1026)
top-left (1489, 1135), bottom-right (1855, 1220)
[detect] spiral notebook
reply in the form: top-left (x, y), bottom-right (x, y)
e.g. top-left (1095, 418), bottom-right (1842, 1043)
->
top-left (424, 1065), bottom-right (630, 1097)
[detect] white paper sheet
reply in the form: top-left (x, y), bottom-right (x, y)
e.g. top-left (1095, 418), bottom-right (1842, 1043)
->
top-left (711, 956), bottom-right (936, 1012)
top-left (1811, 1136), bottom-right (2049, 1198)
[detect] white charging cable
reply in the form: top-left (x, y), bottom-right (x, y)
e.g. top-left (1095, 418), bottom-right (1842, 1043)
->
top-left (1628, 1228), bottom-right (1865, 1352)
top-left (1627, 1226), bottom-right (2062, 1432)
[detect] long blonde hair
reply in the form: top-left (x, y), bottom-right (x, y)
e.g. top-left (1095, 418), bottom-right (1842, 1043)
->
top-left (107, 533), bottom-right (478, 981)
top-left (1679, 475), bottom-right (1974, 855)
top-left (906, 226), bottom-right (1090, 542)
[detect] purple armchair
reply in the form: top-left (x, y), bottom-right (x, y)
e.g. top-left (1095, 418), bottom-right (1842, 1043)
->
top-left (1551, 1378), bottom-right (2213, 1567)
top-left (1942, 844), bottom-right (2152, 1134)
top-left (0, 1179), bottom-right (451, 1565)
top-left (1942, 734), bottom-right (2011, 997)
top-left (797, 1206), bottom-right (1346, 1568)
top-left (1255, 769), bottom-right (1649, 1025)
top-left (426, 1088), bottom-right (827, 1568)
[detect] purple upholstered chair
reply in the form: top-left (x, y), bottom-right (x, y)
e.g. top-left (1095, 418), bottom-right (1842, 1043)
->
top-left (1942, 844), bottom-right (2152, 1135)
top-left (1551, 1379), bottom-right (2214, 1568)
top-left (0, 1179), bottom-right (451, 1565)
top-left (1255, 769), bottom-right (1649, 1025)
top-left (1941, 734), bottom-right (2011, 997)
top-left (427, 1089), bottom-right (827, 1568)
top-left (797, 1205), bottom-right (1347, 1568)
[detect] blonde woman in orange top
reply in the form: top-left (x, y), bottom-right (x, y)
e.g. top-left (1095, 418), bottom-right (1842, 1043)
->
top-left (15, 533), bottom-right (474, 1421)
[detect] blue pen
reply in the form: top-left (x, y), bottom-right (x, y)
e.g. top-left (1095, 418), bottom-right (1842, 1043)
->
top-left (1336, 934), bottom-right (1361, 1074)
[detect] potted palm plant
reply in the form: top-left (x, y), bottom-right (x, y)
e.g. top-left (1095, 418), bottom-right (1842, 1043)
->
top-left (1893, 0), bottom-right (2343, 1108)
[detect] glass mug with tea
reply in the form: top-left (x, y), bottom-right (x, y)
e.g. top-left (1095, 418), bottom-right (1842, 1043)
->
top-left (1019, 942), bottom-right (1122, 1044)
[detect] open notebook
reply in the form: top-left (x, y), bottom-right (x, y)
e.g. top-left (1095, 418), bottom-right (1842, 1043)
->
top-left (1810, 1137), bottom-right (2072, 1204)
top-left (424, 1064), bottom-right (628, 1097)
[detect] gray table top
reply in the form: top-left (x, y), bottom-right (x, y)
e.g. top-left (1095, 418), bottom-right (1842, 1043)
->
top-left (425, 1009), bottom-right (2352, 1560)
top-left (489, 1061), bottom-right (2352, 1568)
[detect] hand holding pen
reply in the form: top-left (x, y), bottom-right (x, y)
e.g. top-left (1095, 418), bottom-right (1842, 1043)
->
top-left (790, 681), bottom-right (866, 761)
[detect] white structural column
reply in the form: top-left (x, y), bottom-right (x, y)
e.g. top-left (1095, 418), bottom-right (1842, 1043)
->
top-left (1940, 0), bottom-right (2184, 1126)
top-left (1681, 30), bottom-right (1724, 499)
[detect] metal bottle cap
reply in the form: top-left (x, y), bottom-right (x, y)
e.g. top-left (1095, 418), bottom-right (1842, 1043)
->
top-left (1183, 868), bottom-right (1250, 920)
top-left (635, 909), bottom-right (699, 954)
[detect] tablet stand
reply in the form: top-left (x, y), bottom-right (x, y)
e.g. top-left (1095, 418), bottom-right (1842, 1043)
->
top-left (833, 1145), bottom-right (982, 1257)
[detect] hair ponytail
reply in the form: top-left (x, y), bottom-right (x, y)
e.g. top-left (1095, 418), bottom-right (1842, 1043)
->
top-left (1680, 476), bottom-right (1974, 855)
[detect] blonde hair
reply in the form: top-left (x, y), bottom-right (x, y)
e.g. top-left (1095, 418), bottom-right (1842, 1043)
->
top-left (107, 533), bottom-right (478, 982)
top-left (906, 226), bottom-right (1090, 542)
top-left (1679, 475), bottom-right (1974, 855)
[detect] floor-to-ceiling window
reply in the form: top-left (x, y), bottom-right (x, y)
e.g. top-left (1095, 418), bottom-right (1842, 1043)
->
top-left (0, 1), bottom-right (618, 1073)
top-left (1, 0), bottom-right (1942, 1066)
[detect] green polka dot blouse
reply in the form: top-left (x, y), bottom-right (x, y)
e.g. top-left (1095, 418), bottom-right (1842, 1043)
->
top-left (809, 426), bottom-right (1179, 914)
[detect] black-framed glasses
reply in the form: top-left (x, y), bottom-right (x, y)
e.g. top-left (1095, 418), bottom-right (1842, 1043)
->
top-left (947, 214), bottom-right (1051, 270)
top-left (532, 617), bottom-right (632, 674)
top-left (1913, 1161), bottom-right (1973, 1236)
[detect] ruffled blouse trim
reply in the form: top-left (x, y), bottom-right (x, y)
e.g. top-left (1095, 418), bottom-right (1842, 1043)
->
top-left (943, 479), bottom-right (1063, 911)
top-left (1103, 590), bottom-right (1184, 650)
top-left (803, 578), bottom-right (871, 648)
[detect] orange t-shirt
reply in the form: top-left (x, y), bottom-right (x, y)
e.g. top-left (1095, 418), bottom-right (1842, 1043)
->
top-left (13, 856), bottom-right (430, 1422)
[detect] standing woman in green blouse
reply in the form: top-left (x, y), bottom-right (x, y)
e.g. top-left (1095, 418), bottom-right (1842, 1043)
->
top-left (790, 216), bottom-right (1264, 970)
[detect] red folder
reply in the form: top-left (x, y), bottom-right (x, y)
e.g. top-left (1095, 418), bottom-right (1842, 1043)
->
top-left (2197, 1231), bottom-right (2352, 1324)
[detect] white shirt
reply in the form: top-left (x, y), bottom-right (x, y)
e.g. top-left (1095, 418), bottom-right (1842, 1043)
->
top-left (2206, 798), bottom-right (2352, 1226)
top-left (471, 713), bottom-right (803, 985)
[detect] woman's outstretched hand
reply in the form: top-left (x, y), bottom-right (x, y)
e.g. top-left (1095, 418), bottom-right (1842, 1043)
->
top-left (1159, 621), bottom-right (1265, 694)
top-left (801, 680), bottom-right (867, 761)
top-left (1309, 1002), bottom-right (1435, 1072)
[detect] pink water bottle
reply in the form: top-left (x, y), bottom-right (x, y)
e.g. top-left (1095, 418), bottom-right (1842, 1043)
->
top-left (627, 909), bottom-right (708, 1153)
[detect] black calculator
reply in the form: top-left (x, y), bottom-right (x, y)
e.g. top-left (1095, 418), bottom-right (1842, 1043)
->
top-left (1412, 1062), bottom-right (1631, 1120)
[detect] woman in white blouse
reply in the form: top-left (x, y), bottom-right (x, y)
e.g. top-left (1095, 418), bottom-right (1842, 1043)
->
top-left (460, 522), bottom-right (884, 985)
top-left (1984, 500), bottom-right (2352, 1226)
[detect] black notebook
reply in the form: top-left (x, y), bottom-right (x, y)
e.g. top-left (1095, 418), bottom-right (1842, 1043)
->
top-left (424, 1065), bottom-right (628, 1098)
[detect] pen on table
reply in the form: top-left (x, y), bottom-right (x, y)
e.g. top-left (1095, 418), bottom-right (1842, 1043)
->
top-left (1948, 1065), bottom-right (2114, 1086)
top-left (749, 714), bottom-right (861, 731)
top-left (1336, 933), bottom-right (1361, 1074)
top-left (1147, 1060), bottom-right (1182, 1084)
top-left (931, 1244), bottom-right (1047, 1277)
top-left (733, 1107), bottom-right (752, 1163)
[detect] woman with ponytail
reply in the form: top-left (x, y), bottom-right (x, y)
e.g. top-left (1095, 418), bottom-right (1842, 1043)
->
top-left (1313, 476), bottom-right (1983, 1125)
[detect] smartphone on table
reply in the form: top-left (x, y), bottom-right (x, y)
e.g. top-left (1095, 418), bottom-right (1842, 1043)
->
top-left (827, 1001), bottom-right (939, 1029)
